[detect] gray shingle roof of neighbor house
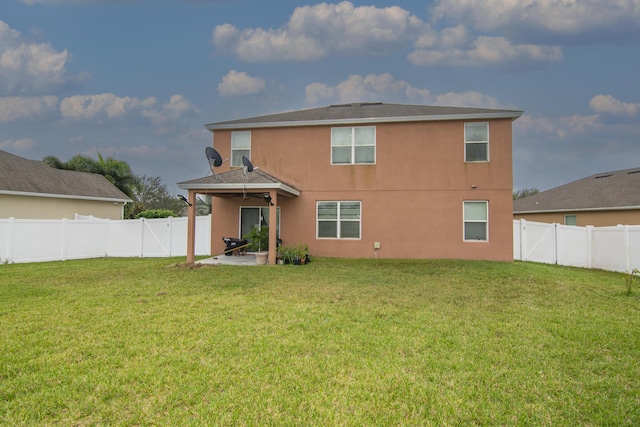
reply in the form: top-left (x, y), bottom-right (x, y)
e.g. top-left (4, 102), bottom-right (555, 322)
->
top-left (178, 168), bottom-right (300, 196)
top-left (513, 167), bottom-right (640, 213)
top-left (205, 102), bottom-right (523, 130)
top-left (0, 150), bottom-right (131, 202)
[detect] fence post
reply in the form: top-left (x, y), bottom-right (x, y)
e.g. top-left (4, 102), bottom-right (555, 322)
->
top-left (167, 216), bottom-right (173, 257)
top-left (625, 225), bottom-right (631, 273)
top-left (586, 226), bottom-right (593, 269)
top-left (520, 219), bottom-right (527, 261)
top-left (139, 218), bottom-right (145, 257)
top-left (105, 219), bottom-right (111, 258)
top-left (61, 218), bottom-right (68, 261)
top-left (6, 217), bottom-right (15, 264)
top-left (553, 223), bottom-right (558, 265)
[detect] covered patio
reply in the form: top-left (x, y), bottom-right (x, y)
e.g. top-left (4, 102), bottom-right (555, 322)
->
top-left (178, 168), bottom-right (300, 265)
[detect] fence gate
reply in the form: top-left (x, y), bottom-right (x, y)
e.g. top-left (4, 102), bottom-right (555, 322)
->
top-left (518, 220), bottom-right (557, 264)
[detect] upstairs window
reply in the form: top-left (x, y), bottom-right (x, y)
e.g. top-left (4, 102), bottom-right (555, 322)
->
top-left (231, 131), bottom-right (251, 167)
top-left (317, 201), bottom-right (361, 239)
top-left (463, 201), bottom-right (488, 241)
top-left (464, 122), bottom-right (489, 162)
top-left (331, 126), bottom-right (375, 165)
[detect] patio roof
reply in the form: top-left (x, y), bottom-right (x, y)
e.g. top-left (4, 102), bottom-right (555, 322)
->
top-left (177, 168), bottom-right (300, 197)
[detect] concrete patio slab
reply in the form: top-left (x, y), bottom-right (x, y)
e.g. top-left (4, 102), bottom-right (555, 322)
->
top-left (197, 254), bottom-right (260, 266)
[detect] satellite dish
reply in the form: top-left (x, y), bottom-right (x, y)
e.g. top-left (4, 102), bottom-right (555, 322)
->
top-left (242, 155), bottom-right (254, 172)
top-left (242, 155), bottom-right (256, 183)
top-left (205, 146), bottom-right (225, 182)
top-left (205, 147), bottom-right (223, 167)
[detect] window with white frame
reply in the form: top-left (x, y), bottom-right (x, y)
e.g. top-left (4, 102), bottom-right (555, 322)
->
top-left (317, 201), bottom-right (361, 239)
top-left (564, 215), bottom-right (577, 226)
top-left (464, 122), bottom-right (489, 162)
top-left (463, 201), bottom-right (488, 241)
top-left (331, 126), bottom-right (375, 165)
top-left (231, 131), bottom-right (251, 167)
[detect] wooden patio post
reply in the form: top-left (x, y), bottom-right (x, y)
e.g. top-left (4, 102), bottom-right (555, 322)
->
top-left (268, 190), bottom-right (278, 265)
top-left (186, 190), bottom-right (196, 264)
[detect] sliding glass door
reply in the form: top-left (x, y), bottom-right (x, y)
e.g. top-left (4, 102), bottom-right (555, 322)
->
top-left (240, 207), bottom-right (280, 239)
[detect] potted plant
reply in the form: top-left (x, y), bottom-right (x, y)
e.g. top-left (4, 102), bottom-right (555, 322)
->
top-left (295, 244), bottom-right (309, 265)
top-left (279, 243), bottom-right (309, 265)
top-left (278, 245), bottom-right (295, 265)
top-left (244, 226), bottom-right (269, 265)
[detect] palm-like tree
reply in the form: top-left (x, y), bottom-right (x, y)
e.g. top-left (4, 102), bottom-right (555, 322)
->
top-left (43, 152), bottom-right (137, 199)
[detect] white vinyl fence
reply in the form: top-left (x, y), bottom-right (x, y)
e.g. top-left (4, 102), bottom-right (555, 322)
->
top-left (2, 216), bottom-right (638, 271)
top-left (0, 216), bottom-right (212, 264)
top-left (514, 219), bottom-right (640, 273)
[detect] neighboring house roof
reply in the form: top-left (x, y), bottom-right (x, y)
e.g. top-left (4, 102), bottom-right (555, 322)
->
top-left (206, 102), bottom-right (523, 130)
top-left (0, 150), bottom-right (131, 202)
top-left (514, 167), bottom-right (640, 213)
top-left (178, 168), bottom-right (300, 196)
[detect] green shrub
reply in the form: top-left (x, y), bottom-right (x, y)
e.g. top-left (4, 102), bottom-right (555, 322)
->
top-left (135, 209), bottom-right (176, 219)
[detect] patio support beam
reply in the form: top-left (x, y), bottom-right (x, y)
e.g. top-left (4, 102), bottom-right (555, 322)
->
top-left (268, 190), bottom-right (278, 265)
top-left (186, 190), bottom-right (196, 264)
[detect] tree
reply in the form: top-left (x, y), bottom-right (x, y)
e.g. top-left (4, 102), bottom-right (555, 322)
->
top-left (195, 194), bottom-right (212, 216)
top-left (44, 152), bottom-right (191, 218)
top-left (43, 153), bottom-right (137, 199)
top-left (132, 175), bottom-right (184, 216)
top-left (513, 187), bottom-right (540, 200)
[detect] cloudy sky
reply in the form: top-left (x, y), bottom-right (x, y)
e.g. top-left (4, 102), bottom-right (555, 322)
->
top-left (2, 0), bottom-right (639, 195)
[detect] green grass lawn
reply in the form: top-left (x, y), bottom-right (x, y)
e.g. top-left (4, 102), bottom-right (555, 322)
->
top-left (1, 257), bottom-right (639, 425)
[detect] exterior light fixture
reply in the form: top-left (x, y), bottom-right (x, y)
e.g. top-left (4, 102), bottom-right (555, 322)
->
top-left (178, 195), bottom-right (192, 206)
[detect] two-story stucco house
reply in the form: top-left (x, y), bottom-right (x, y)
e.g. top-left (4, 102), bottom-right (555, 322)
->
top-left (178, 102), bottom-right (522, 264)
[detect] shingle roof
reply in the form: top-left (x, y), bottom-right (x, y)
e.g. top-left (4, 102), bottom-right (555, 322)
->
top-left (178, 168), bottom-right (300, 196)
top-left (206, 102), bottom-right (523, 130)
top-left (0, 150), bottom-right (131, 201)
top-left (514, 167), bottom-right (640, 213)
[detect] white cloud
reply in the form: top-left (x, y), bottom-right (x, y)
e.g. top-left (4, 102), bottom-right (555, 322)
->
top-left (0, 138), bottom-right (36, 151)
top-left (213, 1), bottom-right (424, 62)
top-left (589, 95), bottom-right (639, 116)
top-left (0, 96), bottom-right (58, 122)
top-left (60, 93), bottom-right (156, 120)
top-left (0, 21), bottom-right (77, 94)
top-left (141, 94), bottom-right (200, 125)
top-left (431, 0), bottom-right (640, 41)
top-left (434, 91), bottom-right (504, 109)
top-left (409, 34), bottom-right (562, 67)
top-left (306, 73), bottom-right (430, 105)
top-left (515, 113), bottom-right (601, 139)
top-left (213, 3), bottom-right (562, 68)
top-left (516, 94), bottom-right (640, 165)
top-left (217, 70), bottom-right (266, 97)
top-left (59, 92), bottom-right (200, 136)
top-left (305, 73), bottom-right (509, 109)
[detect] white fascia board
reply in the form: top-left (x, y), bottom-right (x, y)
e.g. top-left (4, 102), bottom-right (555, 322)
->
top-left (515, 206), bottom-right (640, 214)
top-left (0, 189), bottom-right (131, 203)
top-left (205, 111), bottom-right (523, 131)
top-left (177, 182), bottom-right (301, 196)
